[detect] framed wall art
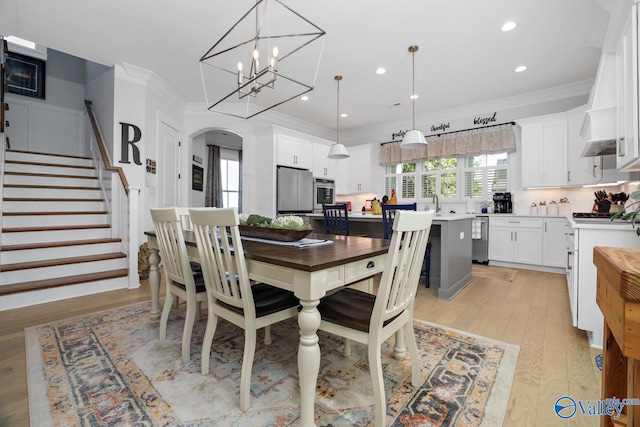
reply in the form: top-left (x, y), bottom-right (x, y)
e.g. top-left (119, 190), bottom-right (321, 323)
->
top-left (6, 51), bottom-right (46, 99)
top-left (192, 164), bottom-right (204, 191)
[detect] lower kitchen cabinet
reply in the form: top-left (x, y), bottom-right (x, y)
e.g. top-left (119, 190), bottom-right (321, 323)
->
top-left (542, 218), bottom-right (568, 268)
top-left (488, 217), bottom-right (543, 265)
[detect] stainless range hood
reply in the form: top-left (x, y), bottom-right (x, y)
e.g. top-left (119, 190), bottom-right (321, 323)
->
top-left (581, 137), bottom-right (616, 157)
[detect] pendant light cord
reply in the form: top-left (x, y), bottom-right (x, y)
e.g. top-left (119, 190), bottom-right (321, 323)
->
top-left (335, 75), bottom-right (342, 144)
top-left (409, 45), bottom-right (418, 130)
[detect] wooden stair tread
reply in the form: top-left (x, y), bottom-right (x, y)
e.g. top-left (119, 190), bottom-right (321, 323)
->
top-left (3, 211), bottom-right (108, 216)
top-left (3, 184), bottom-right (99, 190)
top-left (7, 149), bottom-right (92, 160)
top-left (3, 224), bottom-right (111, 233)
top-left (0, 269), bottom-right (129, 296)
top-left (5, 160), bottom-right (94, 170)
top-left (1, 238), bottom-right (121, 252)
top-left (3, 197), bottom-right (104, 202)
top-left (1, 252), bottom-right (126, 271)
top-left (4, 171), bottom-right (97, 179)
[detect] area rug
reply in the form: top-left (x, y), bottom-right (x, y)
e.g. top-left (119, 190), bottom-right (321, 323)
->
top-left (25, 301), bottom-right (519, 426)
top-left (472, 264), bottom-right (518, 282)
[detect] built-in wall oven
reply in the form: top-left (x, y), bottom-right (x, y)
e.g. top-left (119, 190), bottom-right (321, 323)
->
top-left (313, 178), bottom-right (335, 213)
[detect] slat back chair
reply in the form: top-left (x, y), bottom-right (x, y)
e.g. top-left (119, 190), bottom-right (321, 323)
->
top-left (150, 207), bottom-right (207, 363)
top-left (323, 203), bottom-right (350, 235)
top-left (381, 203), bottom-right (416, 239)
top-left (189, 207), bottom-right (299, 411)
top-left (317, 210), bottom-right (435, 427)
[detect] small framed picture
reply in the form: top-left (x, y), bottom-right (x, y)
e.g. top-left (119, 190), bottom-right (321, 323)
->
top-left (192, 165), bottom-right (204, 191)
top-left (6, 51), bottom-right (46, 99)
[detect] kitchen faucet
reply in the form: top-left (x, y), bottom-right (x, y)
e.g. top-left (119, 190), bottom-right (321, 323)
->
top-left (432, 194), bottom-right (441, 213)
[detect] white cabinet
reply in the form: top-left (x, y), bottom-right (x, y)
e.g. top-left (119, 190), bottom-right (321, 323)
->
top-left (519, 114), bottom-right (567, 187)
top-left (276, 134), bottom-right (312, 169)
top-left (348, 144), bottom-right (377, 193)
top-left (566, 105), bottom-right (601, 185)
top-left (616, 6), bottom-right (640, 171)
top-left (488, 217), bottom-right (543, 265)
top-left (312, 143), bottom-right (336, 179)
top-left (335, 156), bottom-right (350, 194)
top-left (542, 218), bottom-right (567, 268)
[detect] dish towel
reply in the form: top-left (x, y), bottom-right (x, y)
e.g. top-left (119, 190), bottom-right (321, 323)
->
top-left (472, 220), bottom-right (482, 239)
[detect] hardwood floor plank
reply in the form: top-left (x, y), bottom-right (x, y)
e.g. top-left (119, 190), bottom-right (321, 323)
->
top-left (0, 269), bottom-right (602, 427)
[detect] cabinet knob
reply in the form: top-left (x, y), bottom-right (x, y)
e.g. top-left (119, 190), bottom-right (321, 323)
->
top-left (366, 261), bottom-right (375, 269)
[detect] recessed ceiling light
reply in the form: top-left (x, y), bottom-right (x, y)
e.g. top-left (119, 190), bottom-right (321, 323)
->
top-left (501, 21), bottom-right (517, 32)
top-left (376, 68), bottom-right (386, 75)
top-left (515, 65), bottom-right (527, 73)
top-left (341, 113), bottom-right (348, 118)
top-left (300, 95), bottom-right (309, 101)
top-left (410, 94), bottom-right (419, 100)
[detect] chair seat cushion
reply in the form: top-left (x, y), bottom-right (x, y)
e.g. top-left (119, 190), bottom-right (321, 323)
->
top-left (219, 283), bottom-right (299, 317)
top-left (172, 271), bottom-right (207, 293)
top-left (318, 288), bottom-right (375, 332)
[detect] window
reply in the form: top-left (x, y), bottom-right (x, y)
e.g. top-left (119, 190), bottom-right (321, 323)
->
top-left (384, 152), bottom-right (509, 202)
top-left (220, 149), bottom-right (240, 208)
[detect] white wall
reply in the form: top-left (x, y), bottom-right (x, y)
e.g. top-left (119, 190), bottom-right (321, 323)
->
top-left (85, 61), bottom-right (114, 158)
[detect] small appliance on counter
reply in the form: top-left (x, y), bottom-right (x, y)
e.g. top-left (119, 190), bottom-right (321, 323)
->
top-left (492, 192), bottom-right (513, 213)
top-left (336, 201), bottom-right (352, 211)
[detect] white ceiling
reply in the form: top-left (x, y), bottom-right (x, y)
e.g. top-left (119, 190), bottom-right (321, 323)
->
top-left (2, 0), bottom-right (615, 132)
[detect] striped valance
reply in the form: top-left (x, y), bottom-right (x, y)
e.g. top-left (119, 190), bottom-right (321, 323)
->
top-left (379, 123), bottom-right (517, 165)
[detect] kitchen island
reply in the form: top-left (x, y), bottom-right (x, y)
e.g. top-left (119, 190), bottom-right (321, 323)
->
top-left (306, 212), bottom-right (473, 300)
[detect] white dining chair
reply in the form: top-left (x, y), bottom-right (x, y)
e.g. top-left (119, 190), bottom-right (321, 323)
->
top-left (188, 207), bottom-right (300, 411)
top-left (317, 209), bottom-right (434, 427)
top-left (150, 207), bottom-right (207, 363)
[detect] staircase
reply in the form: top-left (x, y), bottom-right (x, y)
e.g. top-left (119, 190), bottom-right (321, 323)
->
top-left (0, 149), bottom-right (129, 309)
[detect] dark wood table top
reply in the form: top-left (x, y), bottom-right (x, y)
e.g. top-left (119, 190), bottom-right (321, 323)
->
top-left (145, 231), bottom-right (390, 273)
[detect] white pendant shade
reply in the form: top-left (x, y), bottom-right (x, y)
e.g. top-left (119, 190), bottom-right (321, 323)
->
top-left (328, 143), bottom-right (349, 159)
top-left (401, 129), bottom-right (427, 150)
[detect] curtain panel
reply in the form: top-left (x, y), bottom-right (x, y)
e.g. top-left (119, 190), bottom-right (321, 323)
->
top-left (205, 144), bottom-right (223, 207)
top-left (379, 123), bottom-right (517, 165)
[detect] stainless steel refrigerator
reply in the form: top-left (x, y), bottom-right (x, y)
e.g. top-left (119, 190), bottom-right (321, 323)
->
top-left (277, 166), bottom-right (314, 214)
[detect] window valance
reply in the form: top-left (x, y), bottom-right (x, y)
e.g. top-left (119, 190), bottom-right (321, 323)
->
top-left (379, 123), bottom-right (517, 165)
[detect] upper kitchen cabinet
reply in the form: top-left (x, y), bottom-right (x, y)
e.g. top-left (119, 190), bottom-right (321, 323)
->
top-left (312, 142), bottom-right (336, 179)
top-left (519, 113), bottom-right (567, 187)
top-left (616, 5), bottom-right (640, 171)
top-left (566, 105), bottom-right (601, 185)
top-left (348, 144), bottom-right (378, 193)
top-left (276, 133), bottom-right (312, 170)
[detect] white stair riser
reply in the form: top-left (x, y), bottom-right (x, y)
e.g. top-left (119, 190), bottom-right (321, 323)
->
top-left (2, 228), bottom-right (112, 245)
top-left (5, 163), bottom-right (96, 177)
top-left (2, 214), bottom-right (108, 228)
top-left (5, 152), bottom-right (93, 168)
top-left (0, 276), bottom-right (130, 311)
top-left (3, 187), bottom-right (102, 199)
top-left (3, 201), bottom-right (105, 212)
top-left (1, 257), bottom-right (127, 285)
top-left (4, 174), bottom-right (99, 187)
top-left (1, 242), bottom-right (122, 264)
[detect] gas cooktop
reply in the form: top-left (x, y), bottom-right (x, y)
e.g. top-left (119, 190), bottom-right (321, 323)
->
top-left (572, 212), bottom-right (626, 224)
top-left (572, 212), bottom-right (615, 219)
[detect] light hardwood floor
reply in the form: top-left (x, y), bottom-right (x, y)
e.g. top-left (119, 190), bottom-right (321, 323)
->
top-left (0, 268), bottom-right (601, 426)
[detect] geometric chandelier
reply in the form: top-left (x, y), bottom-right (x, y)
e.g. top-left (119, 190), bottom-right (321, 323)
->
top-left (199, 0), bottom-right (326, 119)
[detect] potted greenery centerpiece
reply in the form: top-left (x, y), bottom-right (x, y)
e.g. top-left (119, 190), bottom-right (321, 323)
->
top-left (612, 190), bottom-right (640, 236)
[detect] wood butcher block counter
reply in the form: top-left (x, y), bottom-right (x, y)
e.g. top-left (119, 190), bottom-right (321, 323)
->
top-left (593, 246), bottom-right (640, 427)
top-left (306, 213), bottom-right (473, 300)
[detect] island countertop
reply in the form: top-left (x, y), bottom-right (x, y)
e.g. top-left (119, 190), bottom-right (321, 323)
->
top-left (305, 213), bottom-right (476, 222)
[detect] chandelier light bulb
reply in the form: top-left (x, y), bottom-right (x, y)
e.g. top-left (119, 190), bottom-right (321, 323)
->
top-left (237, 62), bottom-right (243, 85)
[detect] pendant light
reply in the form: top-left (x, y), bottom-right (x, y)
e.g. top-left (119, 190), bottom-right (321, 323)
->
top-left (401, 45), bottom-right (427, 149)
top-left (327, 75), bottom-right (350, 159)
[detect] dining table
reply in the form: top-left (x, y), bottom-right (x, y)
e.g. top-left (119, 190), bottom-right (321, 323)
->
top-left (144, 230), bottom-right (390, 427)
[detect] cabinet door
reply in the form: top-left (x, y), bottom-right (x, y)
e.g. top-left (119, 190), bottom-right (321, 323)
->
top-left (520, 116), bottom-right (567, 187)
top-left (567, 106), bottom-right (600, 185)
top-left (513, 228), bottom-right (543, 265)
top-left (542, 218), bottom-right (568, 267)
top-left (349, 145), bottom-right (376, 193)
top-left (312, 143), bottom-right (335, 178)
top-left (616, 12), bottom-right (640, 170)
top-left (276, 134), bottom-right (312, 169)
top-left (335, 156), bottom-right (350, 194)
top-left (488, 227), bottom-right (513, 262)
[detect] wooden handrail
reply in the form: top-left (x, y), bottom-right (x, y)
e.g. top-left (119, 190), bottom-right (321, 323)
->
top-left (84, 100), bottom-right (129, 195)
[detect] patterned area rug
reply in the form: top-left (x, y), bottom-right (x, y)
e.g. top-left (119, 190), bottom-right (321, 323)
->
top-left (472, 264), bottom-right (518, 282)
top-left (26, 301), bottom-right (519, 426)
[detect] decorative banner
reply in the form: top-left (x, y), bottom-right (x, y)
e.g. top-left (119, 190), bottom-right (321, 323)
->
top-left (473, 112), bottom-right (497, 126)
